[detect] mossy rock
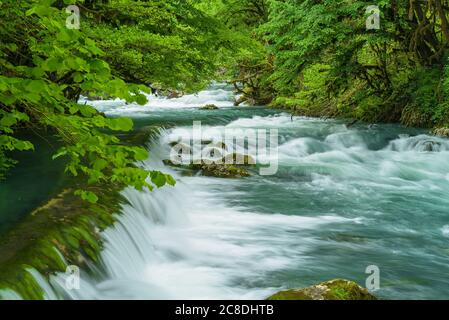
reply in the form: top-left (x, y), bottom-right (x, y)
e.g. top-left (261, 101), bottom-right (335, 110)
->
top-left (433, 127), bottom-right (449, 137)
top-left (199, 104), bottom-right (219, 110)
top-left (190, 163), bottom-right (250, 178)
top-left (163, 159), bottom-right (250, 178)
top-left (221, 153), bottom-right (256, 165)
top-left (267, 279), bottom-right (377, 301)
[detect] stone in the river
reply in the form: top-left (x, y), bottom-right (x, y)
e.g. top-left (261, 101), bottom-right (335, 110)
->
top-left (267, 279), bottom-right (377, 300)
top-left (221, 153), bottom-right (256, 165)
top-left (199, 104), bottom-right (219, 110)
top-left (167, 91), bottom-right (184, 99)
top-left (163, 159), bottom-right (250, 178)
top-left (422, 140), bottom-right (441, 152)
top-left (433, 127), bottom-right (449, 137)
top-left (190, 162), bottom-right (250, 178)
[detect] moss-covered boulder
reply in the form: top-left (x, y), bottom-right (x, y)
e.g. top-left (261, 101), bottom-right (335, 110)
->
top-left (189, 162), bottom-right (250, 178)
top-left (221, 153), bottom-right (256, 165)
top-left (163, 159), bottom-right (250, 178)
top-left (267, 279), bottom-right (377, 301)
top-left (433, 127), bottom-right (449, 137)
top-left (199, 104), bottom-right (219, 110)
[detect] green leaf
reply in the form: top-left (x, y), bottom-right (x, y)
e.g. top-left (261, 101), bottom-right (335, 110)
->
top-left (93, 159), bottom-right (108, 171)
top-left (75, 190), bottom-right (99, 203)
top-left (135, 94), bottom-right (148, 106)
top-left (108, 117), bottom-right (133, 131)
top-left (150, 171), bottom-right (167, 188)
top-left (133, 147), bottom-right (148, 161)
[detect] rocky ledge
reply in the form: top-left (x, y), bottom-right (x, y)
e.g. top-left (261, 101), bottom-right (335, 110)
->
top-left (267, 279), bottom-right (377, 300)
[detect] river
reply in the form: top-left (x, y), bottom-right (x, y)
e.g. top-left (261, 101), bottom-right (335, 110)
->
top-left (11, 83), bottom-right (449, 299)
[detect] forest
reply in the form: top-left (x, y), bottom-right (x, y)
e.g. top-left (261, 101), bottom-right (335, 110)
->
top-left (1, 0), bottom-right (449, 302)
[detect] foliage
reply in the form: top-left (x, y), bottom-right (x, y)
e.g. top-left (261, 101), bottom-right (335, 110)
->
top-left (77, 0), bottom-right (225, 92)
top-left (221, 0), bottom-right (449, 126)
top-left (0, 0), bottom-right (177, 199)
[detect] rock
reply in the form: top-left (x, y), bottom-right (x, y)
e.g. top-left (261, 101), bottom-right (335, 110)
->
top-left (433, 127), bottom-right (449, 137)
top-left (221, 153), bottom-right (256, 165)
top-left (199, 104), bottom-right (219, 110)
top-left (422, 140), bottom-right (441, 152)
top-left (163, 159), bottom-right (250, 178)
top-left (190, 163), bottom-right (250, 178)
top-left (167, 91), bottom-right (184, 99)
top-left (267, 279), bottom-right (377, 300)
top-left (234, 96), bottom-right (247, 106)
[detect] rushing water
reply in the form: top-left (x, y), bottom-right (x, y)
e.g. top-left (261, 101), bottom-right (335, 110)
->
top-left (11, 83), bottom-right (449, 300)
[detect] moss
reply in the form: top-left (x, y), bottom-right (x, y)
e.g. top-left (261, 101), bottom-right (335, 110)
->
top-left (267, 279), bottom-right (377, 301)
top-left (433, 127), bottom-right (449, 137)
top-left (0, 182), bottom-right (124, 299)
top-left (192, 163), bottom-right (251, 178)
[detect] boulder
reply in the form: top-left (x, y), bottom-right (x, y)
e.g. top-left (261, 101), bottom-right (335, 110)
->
top-left (163, 160), bottom-right (250, 178)
top-left (267, 279), bottom-right (377, 300)
top-left (199, 104), bottom-right (219, 110)
top-left (433, 127), bottom-right (449, 137)
top-left (190, 162), bottom-right (250, 178)
top-left (221, 153), bottom-right (256, 165)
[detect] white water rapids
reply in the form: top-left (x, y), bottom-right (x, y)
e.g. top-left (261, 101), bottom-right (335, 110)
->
top-left (4, 83), bottom-right (449, 300)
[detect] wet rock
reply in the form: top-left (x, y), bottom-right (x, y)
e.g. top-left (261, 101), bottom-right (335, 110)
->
top-left (433, 127), bottom-right (449, 138)
top-left (163, 160), bottom-right (250, 178)
top-left (167, 91), bottom-right (184, 99)
top-left (422, 140), bottom-right (441, 152)
top-left (267, 279), bottom-right (377, 300)
top-left (199, 104), bottom-right (219, 110)
top-left (221, 153), bottom-right (256, 165)
top-left (190, 163), bottom-right (250, 178)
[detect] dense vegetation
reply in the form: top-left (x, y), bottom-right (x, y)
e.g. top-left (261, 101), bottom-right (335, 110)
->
top-left (2, 0), bottom-right (449, 198)
top-left (216, 0), bottom-right (449, 128)
top-left (0, 0), bottom-right (225, 195)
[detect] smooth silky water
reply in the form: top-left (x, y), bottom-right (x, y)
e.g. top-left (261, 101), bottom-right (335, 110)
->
top-left (17, 83), bottom-right (449, 299)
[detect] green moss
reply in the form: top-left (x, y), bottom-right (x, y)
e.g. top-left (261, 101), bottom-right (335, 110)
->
top-left (0, 128), bottom-right (156, 299)
top-left (267, 279), bottom-right (377, 301)
top-left (0, 183), bottom-right (124, 299)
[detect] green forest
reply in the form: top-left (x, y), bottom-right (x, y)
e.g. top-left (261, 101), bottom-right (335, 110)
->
top-left (2, 0), bottom-right (449, 302)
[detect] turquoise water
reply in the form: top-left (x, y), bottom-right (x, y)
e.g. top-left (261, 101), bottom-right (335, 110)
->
top-left (0, 134), bottom-right (66, 235)
top-left (6, 84), bottom-right (449, 300)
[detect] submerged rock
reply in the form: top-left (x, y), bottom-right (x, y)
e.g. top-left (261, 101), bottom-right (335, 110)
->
top-left (199, 104), bottom-right (219, 110)
top-left (267, 279), bottom-right (377, 300)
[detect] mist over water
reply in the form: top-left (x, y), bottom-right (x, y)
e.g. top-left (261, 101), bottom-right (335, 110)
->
top-left (25, 84), bottom-right (449, 300)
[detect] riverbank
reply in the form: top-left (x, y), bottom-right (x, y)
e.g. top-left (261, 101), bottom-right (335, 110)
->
top-left (0, 127), bottom-right (160, 299)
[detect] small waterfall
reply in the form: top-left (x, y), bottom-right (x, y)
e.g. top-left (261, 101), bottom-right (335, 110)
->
top-left (387, 134), bottom-right (449, 152)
